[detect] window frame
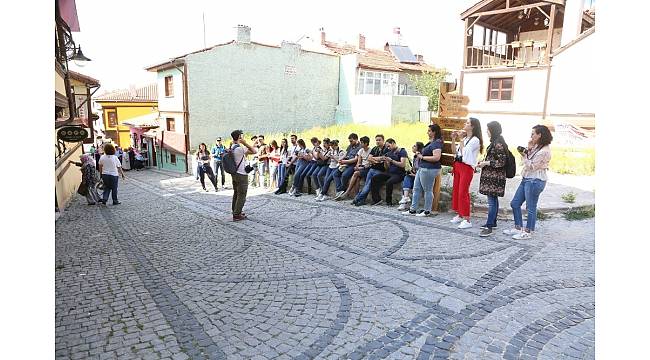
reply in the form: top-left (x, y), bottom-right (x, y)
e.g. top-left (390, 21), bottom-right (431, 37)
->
top-left (107, 111), bottom-right (118, 127)
top-left (487, 76), bottom-right (514, 102)
top-left (164, 76), bottom-right (174, 97)
top-left (170, 153), bottom-right (177, 165)
top-left (357, 70), bottom-right (398, 95)
top-left (166, 117), bottom-right (175, 132)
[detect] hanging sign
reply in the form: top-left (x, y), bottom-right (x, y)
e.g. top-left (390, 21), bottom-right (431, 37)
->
top-left (57, 126), bottom-right (88, 142)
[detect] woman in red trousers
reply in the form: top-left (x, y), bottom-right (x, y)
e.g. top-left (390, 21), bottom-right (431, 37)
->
top-left (450, 117), bottom-right (483, 229)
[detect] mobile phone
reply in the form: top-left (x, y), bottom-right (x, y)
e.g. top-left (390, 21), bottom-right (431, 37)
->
top-left (517, 146), bottom-right (526, 153)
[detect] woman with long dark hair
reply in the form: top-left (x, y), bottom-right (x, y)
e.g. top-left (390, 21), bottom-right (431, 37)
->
top-left (288, 139), bottom-right (309, 196)
top-left (268, 140), bottom-right (280, 190)
top-left (275, 138), bottom-right (289, 193)
top-left (402, 124), bottom-right (443, 216)
top-left (476, 121), bottom-right (508, 236)
top-left (397, 141), bottom-right (424, 211)
top-left (450, 117), bottom-right (483, 229)
top-left (504, 124), bottom-right (553, 240)
top-left (196, 143), bottom-right (219, 192)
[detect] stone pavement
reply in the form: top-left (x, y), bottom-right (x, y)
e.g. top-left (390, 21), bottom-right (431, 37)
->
top-left (55, 170), bottom-right (595, 359)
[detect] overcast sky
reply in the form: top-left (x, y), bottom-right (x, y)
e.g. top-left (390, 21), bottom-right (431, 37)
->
top-left (69, 0), bottom-right (477, 93)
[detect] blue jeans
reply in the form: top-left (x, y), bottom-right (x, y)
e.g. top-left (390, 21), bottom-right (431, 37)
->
top-left (354, 168), bottom-right (384, 203)
top-left (101, 174), bottom-right (119, 203)
top-left (278, 163), bottom-right (288, 189)
top-left (403, 174), bottom-right (415, 190)
top-left (511, 178), bottom-right (547, 231)
top-left (304, 162), bottom-right (319, 187)
top-left (410, 168), bottom-right (440, 212)
top-left (334, 165), bottom-right (356, 192)
top-left (486, 195), bottom-right (499, 228)
top-left (321, 167), bottom-right (338, 194)
top-left (292, 160), bottom-right (309, 190)
top-left (313, 165), bottom-right (328, 189)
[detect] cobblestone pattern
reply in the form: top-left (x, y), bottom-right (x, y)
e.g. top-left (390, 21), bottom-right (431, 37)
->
top-left (56, 171), bottom-right (595, 359)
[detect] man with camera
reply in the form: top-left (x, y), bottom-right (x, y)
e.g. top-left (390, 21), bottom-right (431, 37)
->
top-left (230, 130), bottom-right (258, 221)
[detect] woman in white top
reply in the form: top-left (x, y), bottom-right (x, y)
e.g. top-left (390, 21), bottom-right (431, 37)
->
top-left (342, 136), bottom-right (372, 199)
top-left (98, 143), bottom-right (126, 205)
top-left (316, 140), bottom-right (346, 202)
top-left (503, 125), bottom-right (553, 240)
top-left (450, 117), bottom-right (483, 229)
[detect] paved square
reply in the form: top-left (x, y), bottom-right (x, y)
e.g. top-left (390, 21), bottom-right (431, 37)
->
top-left (56, 170), bottom-right (594, 359)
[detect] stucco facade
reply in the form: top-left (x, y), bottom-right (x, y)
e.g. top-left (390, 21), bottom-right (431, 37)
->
top-left (185, 42), bottom-right (339, 149)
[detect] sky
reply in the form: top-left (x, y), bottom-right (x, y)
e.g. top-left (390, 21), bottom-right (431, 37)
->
top-left (69, 0), bottom-right (478, 93)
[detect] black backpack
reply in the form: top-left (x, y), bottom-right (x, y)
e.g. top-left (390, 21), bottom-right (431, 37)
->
top-left (222, 145), bottom-right (245, 175)
top-left (504, 143), bottom-right (516, 179)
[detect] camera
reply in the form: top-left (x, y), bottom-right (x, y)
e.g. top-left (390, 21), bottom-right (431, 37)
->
top-left (455, 155), bottom-right (463, 162)
top-left (517, 146), bottom-right (527, 154)
top-left (244, 165), bottom-right (254, 173)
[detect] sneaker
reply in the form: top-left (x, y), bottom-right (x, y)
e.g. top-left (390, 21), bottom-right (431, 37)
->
top-left (402, 210), bottom-right (416, 215)
top-left (457, 220), bottom-right (472, 229)
top-left (503, 228), bottom-right (521, 236)
top-left (399, 196), bottom-right (411, 205)
top-left (416, 210), bottom-right (431, 217)
top-left (371, 200), bottom-right (383, 206)
top-left (480, 224), bottom-right (498, 230)
top-left (315, 188), bottom-right (321, 197)
top-left (294, 192), bottom-right (302, 197)
top-left (354, 200), bottom-right (365, 207)
top-left (334, 191), bottom-right (346, 200)
top-left (397, 203), bottom-right (409, 211)
top-left (512, 231), bottom-right (532, 240)
top-left (288, 187), bottom-right (296, 196)
top-left (450, 215), bottom-right (463, 224)
top-left (87, 202), bottom-right (96, 206)
top-left (233, 214), bottom-right (248, 221)
top-left (112, 201), bottom-right (121, 205)
top-left (479, 228), bottom-right (493, 237)
top-left (318, 195), bottom-right (330, 202)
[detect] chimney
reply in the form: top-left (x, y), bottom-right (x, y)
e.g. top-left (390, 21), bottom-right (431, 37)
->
top-left (320, 28), bottom-right (326, 45)
top-left (415, 54), bottom-right (424, 62)
top-left (358, 34), bottom-right (366, 50)
top-left (236, 24), bottom-right (251, 44)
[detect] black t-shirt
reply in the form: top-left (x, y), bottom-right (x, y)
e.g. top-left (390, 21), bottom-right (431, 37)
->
top-left (370, 145), bottom-right (389, 171)
top-left (387, 148), bottom-right (408, 174)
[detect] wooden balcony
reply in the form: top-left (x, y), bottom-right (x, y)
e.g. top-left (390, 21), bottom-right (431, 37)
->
top-left (465, 40), bottom-right (549, 69)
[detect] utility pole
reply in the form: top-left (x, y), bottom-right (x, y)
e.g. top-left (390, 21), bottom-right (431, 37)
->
top-left (202, 12), bottom-right (206, 48)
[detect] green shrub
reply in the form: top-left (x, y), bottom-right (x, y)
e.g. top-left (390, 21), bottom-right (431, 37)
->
top-left (564, 205), bottom-right (595, 221)
top-left (536, 209), bottom-right (550, 221)
top-left (561, 192), bottom-right (576, 203)
top-left (550, 147), bottom-right (595, 176)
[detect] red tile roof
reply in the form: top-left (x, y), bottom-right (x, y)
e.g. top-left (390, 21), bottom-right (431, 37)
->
top-left (69, 70), bottom-right (100, 85)
top-left (323, 41), bottom-right (435, 73)
top-left (95, 84), bottom-right (158, 102)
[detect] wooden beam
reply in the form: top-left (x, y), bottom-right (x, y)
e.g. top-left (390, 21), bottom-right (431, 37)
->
top-left (545, 4), bottom-right (556, 63)
top-left (463, 18), bottom-right (469, 68)
top-left (476, 21), bottom-right (516, 35)
top-left (472, 2), bottom-right (552, 18)
top-left (468, 15), bottom-right (482, 32)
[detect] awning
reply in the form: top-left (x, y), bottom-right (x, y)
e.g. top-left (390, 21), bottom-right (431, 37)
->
top-left (142, 129), bottom-right (158, 138)
top-left (122, 113), bottom-right (160, 128)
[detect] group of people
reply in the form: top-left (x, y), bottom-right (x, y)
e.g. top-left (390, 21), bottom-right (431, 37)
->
top-left (222, 119), bottom-right (553, 240)
top-left (72, 143), bottom-right (126, 206)
top-left (89, 144), bottom-right (145, 172)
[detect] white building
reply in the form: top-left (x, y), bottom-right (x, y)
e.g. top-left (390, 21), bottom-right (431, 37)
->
top-left (458, 0), bottom-right (595, 145)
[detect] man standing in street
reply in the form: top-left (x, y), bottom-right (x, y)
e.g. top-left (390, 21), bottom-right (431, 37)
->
top-left (256, 135), bottom-right (269, 188)
top-left (211, 137), bottom-right (226, 189)
top-left (249, 135), bottom-right (259, 187)
top-left (231, 130), bottom-right (257, 221)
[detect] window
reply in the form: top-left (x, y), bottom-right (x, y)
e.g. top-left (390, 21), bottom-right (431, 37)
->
top-left (166, 118), bottom-right (175, 132)
top-left (357, 70), bottom-right (397, 95)
top-left (488, 77), bottom-right (513, 101)
top-left (107, 111), bottom-right (117, 127)
top-left (164, 76), bottom-right (174, 97)
top-left (170, 153), bottom-right (177, 164)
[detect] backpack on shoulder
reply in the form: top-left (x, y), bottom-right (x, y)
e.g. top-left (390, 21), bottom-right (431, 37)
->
top-left (222, 146), bottom-right (245, 175)
top-left (504, 143), bottom-right (516, 179)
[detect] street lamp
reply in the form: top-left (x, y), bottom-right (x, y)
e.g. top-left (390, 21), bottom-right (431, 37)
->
top-left (70, 45), bottom-right (92, 67)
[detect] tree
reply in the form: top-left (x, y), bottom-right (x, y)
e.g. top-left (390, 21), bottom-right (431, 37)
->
top-left (408, 68), bottom-right (450, 113)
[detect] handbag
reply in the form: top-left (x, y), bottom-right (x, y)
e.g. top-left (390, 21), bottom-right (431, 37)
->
top-left (77, 181), bottom-right (88, 196)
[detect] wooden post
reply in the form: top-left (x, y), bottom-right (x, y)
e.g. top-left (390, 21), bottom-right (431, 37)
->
top-left (432, 173), bottom-right (442, 212)
top-left (463, 18), bottom-right (469, 68)
top-left (545, 4), bottom-right (556, 63)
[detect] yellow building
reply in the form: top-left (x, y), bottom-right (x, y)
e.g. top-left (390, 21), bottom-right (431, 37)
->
top-left (95, 84), bottom-right (158, 148)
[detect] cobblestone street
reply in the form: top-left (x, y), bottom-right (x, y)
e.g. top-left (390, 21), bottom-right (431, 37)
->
top-left (55, 170), bottom-right (595, 360)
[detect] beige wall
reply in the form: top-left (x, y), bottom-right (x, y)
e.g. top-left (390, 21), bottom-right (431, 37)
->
top-left (55, 71), bottom-right (67, 96)
top-left (519, 29), bottom-right (563, 51)
top-left (55, 143), bottom-right (83, 211)
top-left (463, 68), bottom-right (548, 113)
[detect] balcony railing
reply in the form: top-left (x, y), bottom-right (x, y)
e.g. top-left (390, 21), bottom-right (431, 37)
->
top-left (465, 40), bottom-right (548, 69)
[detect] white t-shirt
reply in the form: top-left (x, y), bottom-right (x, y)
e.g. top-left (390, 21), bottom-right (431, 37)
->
top-left (99, 154), bottom-right (122, 176)
top-left (357, 147), bottom-right (371, 167)
top-left (456, 136), bottom-right (480, 168)
top-left (329, 148), bottom-right (346, 169)
top-left (233, 145), bottom-right (249, 175)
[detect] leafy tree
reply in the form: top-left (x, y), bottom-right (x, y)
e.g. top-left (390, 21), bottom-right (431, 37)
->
top-left (408, 68), bottom-right (450, 113)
